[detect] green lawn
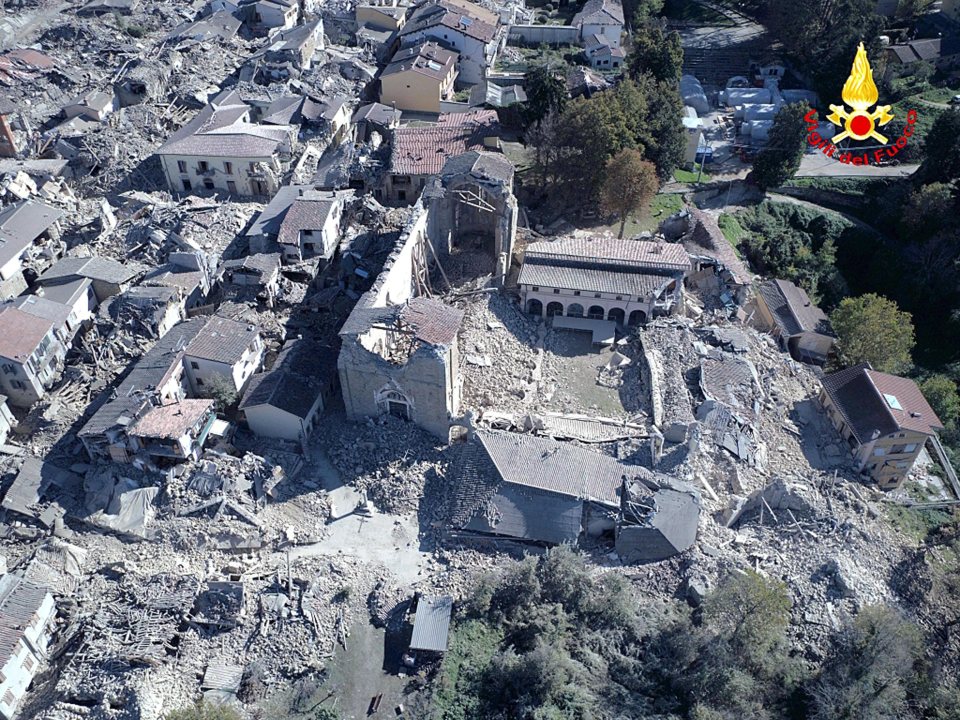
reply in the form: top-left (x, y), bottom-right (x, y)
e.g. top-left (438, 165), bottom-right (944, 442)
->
top-left (718, 213), bottom-right (746, 254)
top-left (594, 193), bottom-right (686, 236)
top-left (886, 503), bottom-right (955, 543)
top-left (674, 164), bottom-right (712, 183)
top-left (431, 620), bottom-right (503, 720)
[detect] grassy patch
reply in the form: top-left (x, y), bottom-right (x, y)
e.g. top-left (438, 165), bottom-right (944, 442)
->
top-left (431, 620), bottom-right (503, 720)
top-left (886, 504), bottom-right (956, 543)
top-left (895, 97), bottom-right (943, 138)
top-left (718, 213), bottom-right (746, 254)
top-left (782, 177), bottom-right (887, 197)
top-left (588, 193), bottom-right (686, 236)
top-left (674, 164), bottom-right (712, 183)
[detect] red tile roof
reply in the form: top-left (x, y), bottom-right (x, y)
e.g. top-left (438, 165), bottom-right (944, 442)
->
top-left (390, 111), bottom-right (500, 175)
top-left (129, 399), bottom-right (214, 440)
top-left (0, 307), bottom-right (54, 363)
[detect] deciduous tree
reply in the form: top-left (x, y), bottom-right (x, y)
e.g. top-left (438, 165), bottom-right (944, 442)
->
top-left (830, 293), bottom-right (916, 373)
top-left (751, 103), bottom-right (810, 190)
top-left (921, 110), bottom-right (960, 183)
top-left (600, 149), bottom-right (658, 237)
top-left (920, 374), bottom-right (960, 425)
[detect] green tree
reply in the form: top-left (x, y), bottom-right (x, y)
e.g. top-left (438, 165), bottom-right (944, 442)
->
top-left (623, 0), bottom-right (664, 26)
top-left (830, 293), bottom-right (916, 373)
top-left (808, 606), bottom-right (923, 720)
top-left (920, 375), bottom-right (960, 425)
top-left (523, 64), bottom-right (568, 128)
top-left (165, 701), bottom-right (241, 720)
top-left (203, 373), bottom-right (239, 412)
top-left (899, 182), bottom-right (955, 241)
top-left (600, 149), bottom-right (658, 237)
top-left (921, 110), bottom-right (960, 183)
top-left (627, 24), bottom-right (683, 83)
top-left (751, 103), bottom-right (810, 190)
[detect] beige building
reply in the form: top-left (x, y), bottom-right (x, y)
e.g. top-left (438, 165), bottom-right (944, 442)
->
top-left (753, 279), bottom-right (835, 365)
top-left (183, 315), bottom-right (264, 395)
top-left (155, 90), bottom-right (293, 198)
top-left (0, 307), bottom-right (67, 408)
top-left (519, 237), bottom-right (690, 325)
top-left (356, 1), bottom-right (408, 31)
top-left (820, 363), bottom-right (944, 489)
top-left (380, 42), bottom-right (458, 113)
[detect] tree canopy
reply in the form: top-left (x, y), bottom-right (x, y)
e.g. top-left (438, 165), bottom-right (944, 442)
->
top-left (751, 103), bottom-right (810, 191)
top-left (600, 149), bottom-right (658, 237)
top-left (920, 110), bottom-right (960, 184)
top-left (830, 293), bottom-right (916, 373)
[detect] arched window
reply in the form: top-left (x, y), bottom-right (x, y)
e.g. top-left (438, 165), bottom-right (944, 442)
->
top-left (628, 310), bottom-right (647, 326)
top-left (526, 298), bottom-right (544, 316)
top-left (546, 302), bottom-right (563, 317)
top-left (587, 305), bottom-right (604, 320)
top-left (608, 308), bottom-right (625, 325)
top-left (567, 303), bottom-right (584, 318)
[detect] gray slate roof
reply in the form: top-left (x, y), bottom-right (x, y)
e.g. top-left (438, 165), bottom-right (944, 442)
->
top-left (0, 574), bottom-right (51, 661)
top-left (184, 315), bottom-right (259, 364)
top-left (440, 150), bottom-right (514, 184)
top-left (0, 200), bottom-right (64, 265)
top-left (38, 256), bottom-right (140, 286)
top-left (757, 279), bottom-right (834, 338)
top-left (239, 339), bottom-right (338, 418)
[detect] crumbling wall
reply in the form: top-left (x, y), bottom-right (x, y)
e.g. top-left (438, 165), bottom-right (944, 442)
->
top-left (637, 333), bottom-right (664, 428)
top-left (338, 342), bottom-right (456, 439)
top-left (370, 201), bottom-right (428, 306)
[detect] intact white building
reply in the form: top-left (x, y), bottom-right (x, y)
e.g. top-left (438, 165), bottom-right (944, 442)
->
top-left (183, 315), bottom-right (264, 396)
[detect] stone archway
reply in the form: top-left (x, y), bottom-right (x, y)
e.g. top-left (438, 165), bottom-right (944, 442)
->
top-left (587, 305), bottom-right (604, 320)
top-left (527, 298), bottom-right (543, 316)
top-left (567, 303), bottom-right (584, 318)
top-left (376, 386), bottom-right (412, 421)
top-left (628, 310), bottom-right (647, 326)
top-left (608, 308), bottom-right (625, 325)
top-left (546, 301), bottom-right (563, 317)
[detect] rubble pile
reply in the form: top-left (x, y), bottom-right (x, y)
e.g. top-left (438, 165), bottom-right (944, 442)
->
top-left (318, 414), bottom-right (448, 515)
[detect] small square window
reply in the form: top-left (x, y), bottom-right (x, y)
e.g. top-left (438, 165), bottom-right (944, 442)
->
top-left (177, 160), bottom-right (187, 173)
top-left (191, 361), bottom-right (200, 370)
top-left (531, 286), bottom-right (539, 292)
top-left (594, 293), bottom-right (601, 299)
top-left (573, 291), bottom-right (581, 296)
top-left (182, 179), bottom-right (192, 191)
top-left (553, 288), bottom-right (560, 294)
top-left (223, 161), bottom-right (233, 174)
top-left (615, 295), bottom-right (623, 301)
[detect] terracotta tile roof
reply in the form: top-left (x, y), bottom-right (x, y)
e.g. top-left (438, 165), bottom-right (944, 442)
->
top-left (400, 1), bottom-right (497, 43)
top-left (525, 236), bottom-right (690, 269)
top-left (129, 399), bottom-right (214, 439)
top-left (821, 363), bottom-right (943, 443)
top-left (382, 41), bottom-right (458, 80)
top-left (0, 307), bottom-right (54, 363)
top-left (0, 574), bottom-right (51, 660)
top-left (185, 316), bottom-right (260, 364)
top-left (277, 193), bottom-right (340, 248)
top-left (401, 297), bottom-right (463, 345)
top-left (390, 111), bottom-right (500, 175)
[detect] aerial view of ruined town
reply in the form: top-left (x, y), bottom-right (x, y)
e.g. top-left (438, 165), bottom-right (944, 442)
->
top-left (5, 0), bottom-right (960, 715)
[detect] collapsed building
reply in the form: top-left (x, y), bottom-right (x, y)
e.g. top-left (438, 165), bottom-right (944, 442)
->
top-left (446, 429), bottom-right (700, 559)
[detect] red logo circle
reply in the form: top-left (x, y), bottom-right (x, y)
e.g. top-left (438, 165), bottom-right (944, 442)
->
top-left (849, 114), bottom-right (871, 136)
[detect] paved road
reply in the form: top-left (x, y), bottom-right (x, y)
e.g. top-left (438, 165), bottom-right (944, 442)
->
top-left (795, 153), bottom-right (919, 178)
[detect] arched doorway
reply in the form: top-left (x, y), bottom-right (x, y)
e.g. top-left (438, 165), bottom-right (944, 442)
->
top-left (567, 303), bottom-right (584, 318)
top-left (376, 387), bottom-right (412, 421)
top-left (527, 298), bottom-right (543, 316)
top-left (587, 305), bottom-right (604, 320)
top-left (546, 302), bottom-right (563, 317)
top-left (608, 308), bottom-right (625, 325)
top-left (628, 310), bottom-right (646, 326)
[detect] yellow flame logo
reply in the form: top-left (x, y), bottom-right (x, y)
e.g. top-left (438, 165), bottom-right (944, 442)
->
top-left (827, 42), bottom-right (894, 144)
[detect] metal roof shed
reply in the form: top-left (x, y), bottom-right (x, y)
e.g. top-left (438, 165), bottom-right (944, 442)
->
top-left (410, 595), bottom-right (453, 653)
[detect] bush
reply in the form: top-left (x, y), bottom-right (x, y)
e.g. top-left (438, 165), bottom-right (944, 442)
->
top-left (165, 701), bottom-right (241, 720)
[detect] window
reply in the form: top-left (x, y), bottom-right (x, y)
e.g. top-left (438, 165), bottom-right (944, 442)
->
top-left (873, 447), bottom-right (886, 456)
top-left (223, 161), bottom-right (233, 174)
top-left (198, 160), bottom-right (209, 172)
top-left (303, 229), bottom-right (314, 236)
top-left (615, 295), bottom-right (623, 301)
top-left (177, 160), bottom-right (187, 173)
top-left (23, 655), bottom-right (34, 671)
top-left (203, 179), bottom-right (215, 190)
top-left (191, 361), bottom-right (200, 370)
top-left (182, 179), bottom-right (192, 191)
top-left (227, 180), bottom-right (237, 194)
top-left (398, 190), bottom-right (407, 201)
top-left (10, 380), bottom-right (25, 390)
top-left (1, 363), bottom-right (14, 375)
top-left (531, 286), bottom-right (539, 292)
top-left (904, 443), bottom-right (917, 453)
top-left (594, 293), bottom-right (601, 299)
top-left (553, 288), bottom-right (561, 294)
top-left (573, 290), bottom-right (581, 296)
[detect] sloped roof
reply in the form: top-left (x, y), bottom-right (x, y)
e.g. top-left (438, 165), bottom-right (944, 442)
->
top-left (0, 574), bottom-right (51, 661)
top-left (352, 102), bottom-right (403, 126)
top-left (184, 315), bottom-right (259, 364)
top-left (390, 112), bottom-right (500, 175)
top-left (573, 0), bottom-right (624, 26)
top-left (757, 279), bottom-right (834, 338)
top-left (277, 192), bottom-right (341, 249)
top-left (821, 363), bottom-right (943, 443)
top-left (239, 338), bottom-right (338, 418)
top-left (475, 430), bottom-right (627, 504)
top-left (38, 256), bottom-right (140, 286)
top-left (400, 297), bottom-right (463, 345)
top-left (0, 199), bottom-right (64, 248)
top-left (683, 208), bottom-right (752, 285)
top-left (0, 307), bottom-right (54, 362)
top-left (400, 1), bottom-right (497, 43)
top-left (440, 150), bottom-right (514, 184)
top-left (382, 41), bottom-right (458, 80)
